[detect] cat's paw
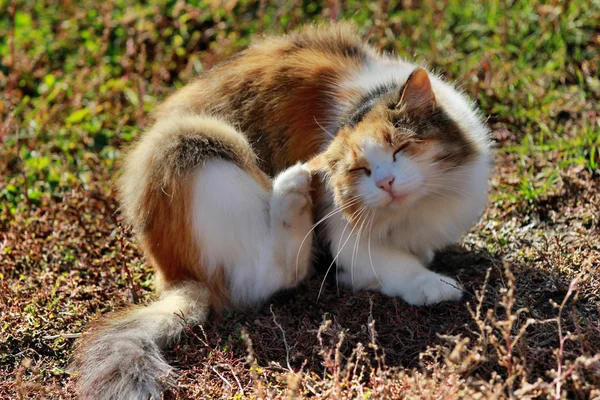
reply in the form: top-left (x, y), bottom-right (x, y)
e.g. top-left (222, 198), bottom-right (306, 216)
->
top-left (273, 163), bottom-right (311, 195)
top-left (401, 272), bottom-right (463, 306)
top-left (271, 164), bottom-right (312, 228)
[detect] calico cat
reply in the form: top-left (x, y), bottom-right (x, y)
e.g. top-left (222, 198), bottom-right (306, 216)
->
top-left (74, 24), bottom-right (491, 399)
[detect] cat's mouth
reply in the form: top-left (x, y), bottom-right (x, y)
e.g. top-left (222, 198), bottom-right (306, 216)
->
top-left (386, 192), bottom-right (409, 206)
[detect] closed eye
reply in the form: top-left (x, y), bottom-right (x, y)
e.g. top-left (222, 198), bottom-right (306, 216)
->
top-left (393, 143), bottom-right (410, 161)
top-left (349, 167), bottom-right (371, 176)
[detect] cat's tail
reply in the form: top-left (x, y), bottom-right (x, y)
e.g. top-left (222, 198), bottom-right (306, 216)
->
top-left (73, 114), bottom-right (270, 399)
top-left (72, 281), bottom-right (210, 400)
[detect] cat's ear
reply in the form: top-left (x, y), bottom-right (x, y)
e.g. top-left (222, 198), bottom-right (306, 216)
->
top-left (397, 67), bottom-right (436, 112)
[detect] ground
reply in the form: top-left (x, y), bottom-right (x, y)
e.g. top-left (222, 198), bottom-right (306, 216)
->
top-left (1, 0), bottom-right (599, 399)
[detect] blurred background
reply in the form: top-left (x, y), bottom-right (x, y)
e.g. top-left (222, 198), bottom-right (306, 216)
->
top-left (1, 1), bottom-right (597, 208)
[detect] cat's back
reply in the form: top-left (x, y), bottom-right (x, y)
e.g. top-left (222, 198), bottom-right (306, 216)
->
top-left (155, 24), bottom-right (372, 120)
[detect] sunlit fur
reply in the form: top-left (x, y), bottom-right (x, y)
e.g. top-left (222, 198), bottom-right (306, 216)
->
top-left (74, 23), bottom-right (491, 400)
top-left (310, 61), bottom-right (490, 304)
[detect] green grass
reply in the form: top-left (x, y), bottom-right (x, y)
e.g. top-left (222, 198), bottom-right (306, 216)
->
top-left (1, 0), bottom-right (599, 398)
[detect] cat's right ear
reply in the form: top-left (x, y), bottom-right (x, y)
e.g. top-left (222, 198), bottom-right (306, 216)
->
top-left (397, 67), bottom-right (436, 113)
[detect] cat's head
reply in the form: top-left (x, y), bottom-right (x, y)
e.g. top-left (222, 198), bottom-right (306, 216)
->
top-left (309, 67), bottom-right (489, 224)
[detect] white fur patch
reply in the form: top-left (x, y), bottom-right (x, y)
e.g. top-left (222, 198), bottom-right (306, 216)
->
top-left (323, 205), bottom-right (463, 305)
top-left (192, 160), bottom-right (312, 305)
top-left (270, 163), bottom-right (314, 285)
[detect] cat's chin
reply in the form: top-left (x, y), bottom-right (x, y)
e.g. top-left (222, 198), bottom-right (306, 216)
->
top-left (389, 193), bottom-right (409, 205)
top-left (374, 192), bottom-right (421, 211)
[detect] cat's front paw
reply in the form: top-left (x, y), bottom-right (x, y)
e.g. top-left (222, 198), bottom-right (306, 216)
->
top-left (271, 164), bottom-right (312, 228)
top-left (401, 272), bottom-right (463, 306)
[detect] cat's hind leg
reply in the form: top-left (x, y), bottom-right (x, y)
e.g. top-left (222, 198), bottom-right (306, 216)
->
top-left (192, 159), bottom-right (314, 306)
top-left (83, 115), bottom-right (313, 399)
top-left (121, 114), bottom-right (313, 308)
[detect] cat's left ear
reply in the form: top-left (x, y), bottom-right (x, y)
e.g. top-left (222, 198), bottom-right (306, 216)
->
top-left (397, 67), bottom-right (436, 112)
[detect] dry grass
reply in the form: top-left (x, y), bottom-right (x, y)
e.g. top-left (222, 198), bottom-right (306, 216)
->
top-left (1, 0), bottom-right (599, 398)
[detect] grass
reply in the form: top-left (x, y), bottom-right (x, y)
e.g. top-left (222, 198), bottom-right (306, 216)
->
top-left (1, 0), bottom-right (599, 398)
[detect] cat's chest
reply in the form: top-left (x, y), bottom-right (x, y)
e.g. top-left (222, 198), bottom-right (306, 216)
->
top-left (320, 202), bottom-right (458, 255)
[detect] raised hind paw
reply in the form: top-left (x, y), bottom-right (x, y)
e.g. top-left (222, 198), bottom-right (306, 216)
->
top-left (398, 272), bottom-right (463, 306)
top-left (271, 164), bottom-right (312, 229)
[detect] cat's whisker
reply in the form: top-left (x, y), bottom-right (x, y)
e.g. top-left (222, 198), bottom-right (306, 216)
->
top-left (426, 184), bottom-right (472, 196)
top-left (318, 205), bottom-right (367, 301)
top-left (333, 200), bottom-right (366, 290)
top-left (423, 183), bottom-right (472, 197)
top-left (313, 116), bottom-right (337, 141)
top-left (425, 165), bottom-right (472, 175)
top-left (424, 185), bottom-right (457, 197)
top-left (349, 206), bottom-right (370, 292)
top-left (351, 206), bottom-right (370, 290)
top-left (423, 187), bottom-right (458, 202)
top-left (424, 171), bottom-right (475, 185)
top-left (335, 219), bottom-right (351, 292)
top-left (328, 206), bottom-right (366, 300)
top-left (294, 196), bottom-right (362, 282)
top-left (314, 117), bottom-right (353, 152)
top-left (334, 197), bottom-right (363, 257)
top-left (367, 209), bottom-right (383, 289)
top-left (425, 160), bottom-right (468, 169)
top-left (425, 170), bottom-right (473, 177)
top-left (425, 177), bottom-right (473, 184)
top-left (330, 203), bottom-right (363, 292)
top-left (424, 169), bottom-right (473, 178)
top-left (424, 181), bottom-right (470, 189)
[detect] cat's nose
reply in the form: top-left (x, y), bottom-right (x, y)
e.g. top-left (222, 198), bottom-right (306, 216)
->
top-left (376, 176), bottom-right (395, 193)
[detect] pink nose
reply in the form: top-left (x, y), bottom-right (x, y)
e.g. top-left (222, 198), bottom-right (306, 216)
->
top-left (376, 176), bottom-right (395, 193)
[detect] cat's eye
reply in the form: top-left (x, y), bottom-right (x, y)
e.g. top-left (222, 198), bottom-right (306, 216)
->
top-left (349, 167), bottom-right (371, 176)
top-left (393, 143), bottom-right (410, 161)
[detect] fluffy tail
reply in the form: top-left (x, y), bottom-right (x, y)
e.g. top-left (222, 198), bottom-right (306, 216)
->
top-left (73, 281), bottom-right (210, 400)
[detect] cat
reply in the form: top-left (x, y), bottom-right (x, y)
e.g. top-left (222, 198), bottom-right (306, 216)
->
top-left (73, 23), bottom-right (491, 399)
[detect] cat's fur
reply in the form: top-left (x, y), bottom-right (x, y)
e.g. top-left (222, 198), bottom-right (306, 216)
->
top-left (73, 24), bottom-right (491, 399)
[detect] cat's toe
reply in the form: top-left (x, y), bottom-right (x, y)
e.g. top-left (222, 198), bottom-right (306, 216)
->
top-left (402, 273), bottom-right (463, 306)
top-left (279, 192), bottom-right (310, 223)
